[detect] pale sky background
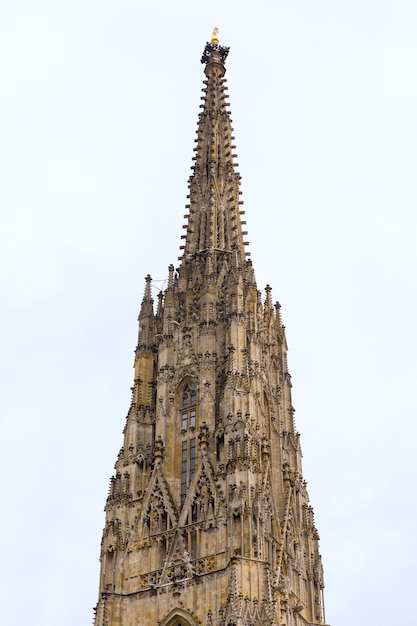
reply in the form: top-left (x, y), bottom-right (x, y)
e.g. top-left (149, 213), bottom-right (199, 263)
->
top-left (1, 1), bottom-right (416, 625)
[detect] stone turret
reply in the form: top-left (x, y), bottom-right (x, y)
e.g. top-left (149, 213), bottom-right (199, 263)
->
top-left (94, 30), bottom-right (328, 626)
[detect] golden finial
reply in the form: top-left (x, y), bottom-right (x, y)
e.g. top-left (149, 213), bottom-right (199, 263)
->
top-left (211, 27), bottom-right (220, 44)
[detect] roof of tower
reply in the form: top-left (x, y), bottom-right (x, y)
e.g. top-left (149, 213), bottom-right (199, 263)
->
top-left (179, 31), bottom-right (249, 267)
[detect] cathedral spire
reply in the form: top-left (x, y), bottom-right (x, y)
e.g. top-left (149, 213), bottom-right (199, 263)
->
top-left (180, 30), bottom-right (248, 268)
top-left (94, 35), bottom-right (328, 626)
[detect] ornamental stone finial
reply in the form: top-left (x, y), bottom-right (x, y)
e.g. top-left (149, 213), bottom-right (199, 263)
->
top-left (201, 30), bottom-right (229, 65)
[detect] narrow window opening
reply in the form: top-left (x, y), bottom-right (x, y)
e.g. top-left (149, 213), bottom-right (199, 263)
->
top-left (180, 381), bottom-right (198, 504)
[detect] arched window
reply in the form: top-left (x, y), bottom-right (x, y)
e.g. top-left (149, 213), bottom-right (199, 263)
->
top-left (180, 381), bottom-right (197, 503)
top-left (181, 382), bottom-right (197, 430)
top-left (159, 607), bottom-right (197, 626)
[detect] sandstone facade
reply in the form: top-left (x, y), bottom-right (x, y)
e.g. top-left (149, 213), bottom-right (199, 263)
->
top-left (94, 33), bottom-right (328, 626)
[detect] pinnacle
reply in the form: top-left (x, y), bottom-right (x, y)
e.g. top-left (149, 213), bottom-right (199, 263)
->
top-left (143, 274), bottom-right (152, 302)
top-left (136, 274), bottom-right (155, 353)
top-left (138, 274), bottom-right (154, 320)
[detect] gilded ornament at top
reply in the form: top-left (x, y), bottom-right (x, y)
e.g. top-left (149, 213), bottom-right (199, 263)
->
top-left (211, 27), bottom-right (220, 44)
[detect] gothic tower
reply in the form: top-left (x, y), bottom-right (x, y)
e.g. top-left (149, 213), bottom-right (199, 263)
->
top-left (94, 31), bottom-right (328, 626)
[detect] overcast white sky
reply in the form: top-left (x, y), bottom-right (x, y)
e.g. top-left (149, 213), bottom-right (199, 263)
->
top-left (1, 1), bottom-right (416, 625)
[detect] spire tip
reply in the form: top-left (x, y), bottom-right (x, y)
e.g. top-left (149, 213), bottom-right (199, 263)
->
top-left (201, 30), bottom-right (229, 65)
top-left (211, 26), bottom-right (220, 44)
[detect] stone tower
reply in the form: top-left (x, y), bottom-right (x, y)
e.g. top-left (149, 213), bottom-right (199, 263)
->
top-left (94, 32), bottom-right (328, 626)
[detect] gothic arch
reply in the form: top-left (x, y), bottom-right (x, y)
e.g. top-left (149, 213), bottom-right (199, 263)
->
top-left (159, 607), bottom-right (198, 626)
top-left (173, 368), bottom-right (199, 392)
top-left (180, 380), bottom-right (197, 425)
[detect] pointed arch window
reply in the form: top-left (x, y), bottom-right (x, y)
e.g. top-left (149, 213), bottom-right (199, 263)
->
top-left (180, 380), bottom-right (198, 503)
top-left (159, 607), bottom-right (198, 626)
top-left (181, 382), bottom-right (197, 431)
